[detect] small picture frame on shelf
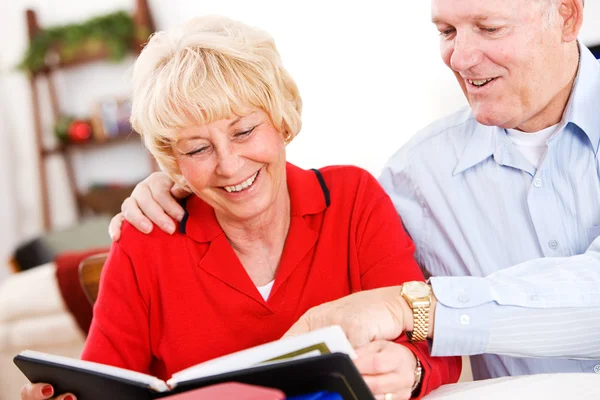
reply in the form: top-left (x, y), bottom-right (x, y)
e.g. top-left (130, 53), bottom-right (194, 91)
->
top-left (91, 97), bottom-right (133, 141)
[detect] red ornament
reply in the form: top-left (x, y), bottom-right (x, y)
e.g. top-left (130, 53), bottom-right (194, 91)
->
top-left (68, 120), bottom-right (92, 142)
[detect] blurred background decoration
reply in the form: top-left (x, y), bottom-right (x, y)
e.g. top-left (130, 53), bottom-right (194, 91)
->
top-left (23, 0), bottom-right (155, 232)
top-left (0, 2), bottom-right (156, 394)
top-left (18, 11), bottom-right (140, 73)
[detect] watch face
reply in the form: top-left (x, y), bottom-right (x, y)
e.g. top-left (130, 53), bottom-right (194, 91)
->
top-left (404, 281), bottom-right (431, 298)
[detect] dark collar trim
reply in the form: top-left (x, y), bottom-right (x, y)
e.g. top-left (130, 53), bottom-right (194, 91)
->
top-left (310, 168), bottom-right (330, 207)
top-left (179, 197), bottom-right (190, 234)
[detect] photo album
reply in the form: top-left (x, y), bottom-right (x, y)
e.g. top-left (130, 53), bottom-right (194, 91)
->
top-left (14, 325), bottom-right (375, 400)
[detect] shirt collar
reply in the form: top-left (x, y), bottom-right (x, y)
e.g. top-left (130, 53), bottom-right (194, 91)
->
top-left (453, 121), bottom-right (499, 175)
top-left (180, 162), bottom-right (329, 243)
top-left (454, 42), bottom-right (600, 175)
top-left (562, 42), bottom-right (600, 154)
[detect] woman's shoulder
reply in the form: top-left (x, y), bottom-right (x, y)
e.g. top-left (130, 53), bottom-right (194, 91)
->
top-left (317, 164), bottom-right (382, 193)
top-left (117, 220), bottom-right (185, 256)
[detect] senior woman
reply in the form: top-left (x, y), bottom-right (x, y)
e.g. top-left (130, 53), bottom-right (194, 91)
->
top-left (22, 16), bottom-right (459, 400)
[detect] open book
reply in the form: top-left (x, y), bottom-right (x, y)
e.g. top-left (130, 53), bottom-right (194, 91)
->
top-left (14, 326), bottom-right (374, 400)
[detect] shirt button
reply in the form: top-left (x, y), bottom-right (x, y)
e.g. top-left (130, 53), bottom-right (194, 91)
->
top-left (548, 240), bottom-right (558, 250)
top-left (594, 364), bottom-right (600, 373)
top-left (460, 314), bottom-right (471, 325)
top-left (533, 178), bottom-right (542, 188)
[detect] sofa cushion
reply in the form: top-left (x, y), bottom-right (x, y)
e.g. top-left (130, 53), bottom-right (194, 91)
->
top-left (0, 313), bottom-right (84, 351)
top-left (55, 248), bottom-right (110, 334)
top-left (13, 216), bottom-right (112, 271)
top-left (0, 264), bottom-right (65, 324)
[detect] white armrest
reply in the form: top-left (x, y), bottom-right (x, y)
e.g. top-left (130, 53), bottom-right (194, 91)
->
top-left (0, 263), bottom-right (67, 323)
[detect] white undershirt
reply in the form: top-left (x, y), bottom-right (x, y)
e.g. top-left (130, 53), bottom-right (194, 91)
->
top-left (505, 124), bottom-right (560, 169)
top-left (256, 280), bottom-right (274, 300)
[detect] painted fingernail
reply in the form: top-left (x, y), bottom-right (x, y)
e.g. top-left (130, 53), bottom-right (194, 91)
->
top-left (64, 395), bottom-right (75, 400)
top-left (41, 385), bottom-right (53, 397)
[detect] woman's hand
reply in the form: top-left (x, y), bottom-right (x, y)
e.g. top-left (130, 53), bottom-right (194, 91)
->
top-left (109, 172), bottom-right (190, 241)
top-left (355, 340), bottom-right (417, 400)
top-left (21, 383), bottom-right (75, 400)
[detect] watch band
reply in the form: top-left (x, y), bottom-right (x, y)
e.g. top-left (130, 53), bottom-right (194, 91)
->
top-left (411, 356), bottom-right (423, 395)
top-left (400, 281), bottom-right (432, 343)
top-left (410, 302), bottom-right (429, 342)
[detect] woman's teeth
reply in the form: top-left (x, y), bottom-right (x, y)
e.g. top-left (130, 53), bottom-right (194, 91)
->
top-left (469, 78), bottom-right (494, 87)
top-left (224, 170), bottom-right (259, 193)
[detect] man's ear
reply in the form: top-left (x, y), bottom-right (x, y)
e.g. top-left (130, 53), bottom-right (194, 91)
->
top-left (558, 0), bottom-right (584, 42)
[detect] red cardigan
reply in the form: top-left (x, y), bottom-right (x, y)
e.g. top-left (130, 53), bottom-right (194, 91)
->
top-left (82, 163), bottom-right (460, 396)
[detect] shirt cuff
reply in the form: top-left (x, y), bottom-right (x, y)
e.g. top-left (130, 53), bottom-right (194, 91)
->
top-left (429, 276), bottom-right (495, 356)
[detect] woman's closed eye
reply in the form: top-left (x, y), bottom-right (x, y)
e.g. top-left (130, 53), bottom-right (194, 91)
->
top-left (234, 126), bottom-right (257, 139)
top-left (185, 146), bottom-right (210, 156)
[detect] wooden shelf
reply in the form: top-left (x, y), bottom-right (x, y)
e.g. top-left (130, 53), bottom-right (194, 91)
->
top-left (33, 48), bottom-right (111, 76)
top-left (41, 132), bottom-right (140, 156)
top-left (26, 0), bottom-right (156, 231)
top-left (32, 42), bottom-right (145, 76)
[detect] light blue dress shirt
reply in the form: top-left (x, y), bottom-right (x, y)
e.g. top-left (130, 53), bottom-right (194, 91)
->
top-left (379, 44), bottom-right (600, 380)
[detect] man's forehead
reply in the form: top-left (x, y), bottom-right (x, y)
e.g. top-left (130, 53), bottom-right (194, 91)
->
top-left (431, 0), bottom-right (522, 23)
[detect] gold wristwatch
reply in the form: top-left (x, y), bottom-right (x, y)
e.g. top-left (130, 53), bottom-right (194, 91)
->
top-left (400, 281), bottom-right (432, 342)
top-left (412, 355), bottom-right (423, 395)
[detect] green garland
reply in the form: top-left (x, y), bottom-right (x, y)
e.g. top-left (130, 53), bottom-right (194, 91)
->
top-left (19, 11), bottom-right (140, 73)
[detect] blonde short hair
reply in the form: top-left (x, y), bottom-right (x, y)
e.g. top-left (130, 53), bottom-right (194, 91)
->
top-left (130, 15), bottom-right (303, 184)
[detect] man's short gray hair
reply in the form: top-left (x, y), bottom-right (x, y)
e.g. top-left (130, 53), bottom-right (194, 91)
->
top-left (540, 0), bottom-right (584, 25)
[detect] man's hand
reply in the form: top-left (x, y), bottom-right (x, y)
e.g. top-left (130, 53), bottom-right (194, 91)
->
top-left (284, 286), bottom-right (410, 347)
top-left (355, 340), bottom-right (417, 400)
top-left (109, 172), bottom-right (191, 241)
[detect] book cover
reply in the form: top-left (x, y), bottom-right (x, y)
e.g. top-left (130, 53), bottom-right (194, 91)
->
top-left (14, 326), bottom-right (375, 400)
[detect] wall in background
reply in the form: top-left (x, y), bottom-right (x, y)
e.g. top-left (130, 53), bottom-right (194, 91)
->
top-left (0, 0), bottom-right (599, 281)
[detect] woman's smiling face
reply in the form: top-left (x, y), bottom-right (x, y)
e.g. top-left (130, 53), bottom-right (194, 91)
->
top-left (173, 109), bottom-right (288, 222)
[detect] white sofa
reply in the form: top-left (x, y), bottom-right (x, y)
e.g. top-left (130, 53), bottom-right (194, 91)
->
top-left (0, 263), bottom-right (85, 400)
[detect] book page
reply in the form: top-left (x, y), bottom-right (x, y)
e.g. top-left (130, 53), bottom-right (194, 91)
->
top-left (168, 325), bottom-right (356, 387)
top-left (18, 350), bottom-right (170, 392)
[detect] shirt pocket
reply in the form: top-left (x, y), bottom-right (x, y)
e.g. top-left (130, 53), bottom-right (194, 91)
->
top-left (589, 225), bottom-right (600, 246)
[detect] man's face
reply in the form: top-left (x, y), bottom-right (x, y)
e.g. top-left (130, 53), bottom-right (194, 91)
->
top-left (432, 0), bottom-right (568, 131)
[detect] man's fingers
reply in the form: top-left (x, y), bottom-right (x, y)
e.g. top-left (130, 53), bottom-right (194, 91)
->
top-left (108, 213), bottom-right (125, 241)
top-left (121, 197), bottom-right (154, 234)
top-left (344, 324), bottom-right (373, 349)
top-left (356, 342), bottom-right (415, 400)
top-left (135, 191), bottom-right (177, 234)
top-left (355, 341), bottom-right (407, 375)
top-left (355, 341), bottom-right (395, 375)
top-left (364, 373), bottom-right (412, 400)
top-left (151, 185), bottom-right (185, 224)
top-left (171, 184), bottom-right (191, 202)
top-left (373, 389), bottom-right (412, 400)
top-left (125, 173), bottom-right (181, 234)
